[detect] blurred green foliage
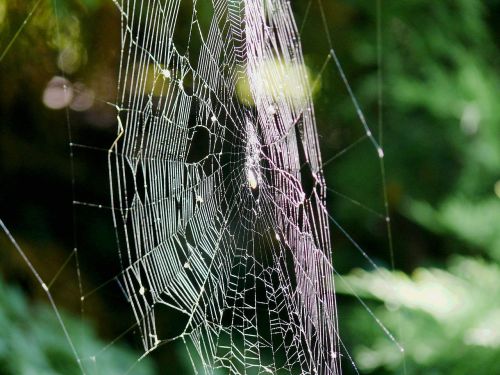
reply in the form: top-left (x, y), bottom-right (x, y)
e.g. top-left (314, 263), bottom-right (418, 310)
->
top-left (331, 1), bottom-right (500, 373)
top-left (0, 277), bottom-right (155, 375)
top-left (378, 0), bottom-right (500, 261)
top-left (338, 257), bottom-right (500, 374)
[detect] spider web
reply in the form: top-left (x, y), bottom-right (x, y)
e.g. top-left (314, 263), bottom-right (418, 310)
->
top-left (108, 0), bottom-right (340, 373)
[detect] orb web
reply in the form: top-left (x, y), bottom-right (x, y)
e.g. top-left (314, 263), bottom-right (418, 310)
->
top-left (109, 0), bottom-right (340, 373)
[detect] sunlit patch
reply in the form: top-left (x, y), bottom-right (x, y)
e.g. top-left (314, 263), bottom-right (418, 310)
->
top-left (0, 1), bottom-right (6, 29)
top-left (70, 82), bottom-right (94, 112)
top-left (494, 181), bottom-right (500, 199)
top-left (236, 58), bottom-right (316, 105)
top-left (42, 76), bottom-right (73, 110)
top-left (131, 63), bottom-right (172, 97)
top-left (460, 103), bottom-right (481, 135)
top-left (464, 309), bottom-right (500, 348)
top-left (57, 44), bottom-right (83, 74)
